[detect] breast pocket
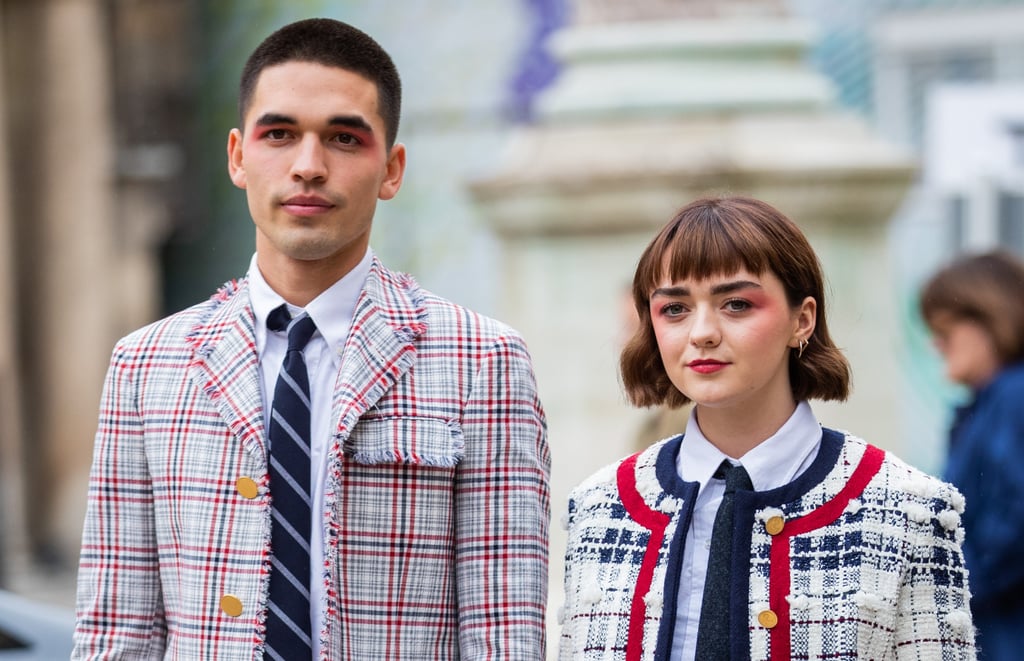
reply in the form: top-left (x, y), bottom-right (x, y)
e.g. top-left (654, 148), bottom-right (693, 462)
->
top-left (343, 415), bottom-right (464, 468)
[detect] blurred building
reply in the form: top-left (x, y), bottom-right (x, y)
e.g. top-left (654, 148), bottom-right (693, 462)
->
top-left (1, 0), bottom-right (1023, 626)
top-left (822, 1), bottom-right (1024, 470)
top-left (0, 0), bottom-right (196, 593)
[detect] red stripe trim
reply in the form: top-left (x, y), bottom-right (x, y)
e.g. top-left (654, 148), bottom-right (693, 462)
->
top-left (616, 454), bottom-right (671, 661)
top-left (768, 445), bottom-right (886, 659)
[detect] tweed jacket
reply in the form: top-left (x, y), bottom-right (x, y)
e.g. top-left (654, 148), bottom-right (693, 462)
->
top-left (559, 429), bottom-right (975, 661)
top-left (73, 257), bottom-right (550, 660)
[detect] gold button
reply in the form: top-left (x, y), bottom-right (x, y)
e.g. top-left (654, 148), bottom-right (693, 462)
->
top-left (220, 594), bottom-right (244, 617)
top-left (765, 516), bottom-right (785, 536)
top-left (758, 609), bottom-right (778, 628)
top-left (236, 477), bottom-right (259, 499)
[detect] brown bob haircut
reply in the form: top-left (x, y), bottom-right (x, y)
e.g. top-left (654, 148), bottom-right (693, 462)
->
top-left (620, 195), bottom-right (851, 409)
top-left (919, 250), bottom-right (1024, 365)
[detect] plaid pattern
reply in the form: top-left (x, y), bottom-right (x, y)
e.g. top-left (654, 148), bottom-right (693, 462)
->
top-left (559, 430), bottom-right (976, 661)
top-left (73, 257), bottom-right (550, 660)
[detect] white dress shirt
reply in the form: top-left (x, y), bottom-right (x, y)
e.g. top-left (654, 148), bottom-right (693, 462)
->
top-left (248, 249), bottom-right (371, 660)
top-left (669, 401), bottom-right (822, 661)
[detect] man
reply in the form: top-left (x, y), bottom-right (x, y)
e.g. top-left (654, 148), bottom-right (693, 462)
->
top-left (73, 18), bottom-right (549, 660)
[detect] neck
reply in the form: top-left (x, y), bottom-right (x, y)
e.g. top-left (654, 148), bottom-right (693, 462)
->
top-left (694, 398), bottom-right (798, 459)
top-left (256, 251), bottom-right (361, 308)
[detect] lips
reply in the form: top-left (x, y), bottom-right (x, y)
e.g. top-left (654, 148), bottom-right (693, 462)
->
top-left (281, 194), bottom-right (334, 215)
top-left (687, 359), bottom-right (728, 374)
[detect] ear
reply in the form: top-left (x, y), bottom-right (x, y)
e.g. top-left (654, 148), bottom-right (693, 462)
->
top-left (378, 142), bottom-right (407, 201)
top-left (227, 128), bottom-right (246, 190)
top-left (790, 296), bottom-right (817, 347)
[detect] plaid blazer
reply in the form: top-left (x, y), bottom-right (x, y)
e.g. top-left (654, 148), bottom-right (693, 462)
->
top-left (73, 257), bottom-right (550, 660)
top-left (559, 429), bottom-right (976, 661)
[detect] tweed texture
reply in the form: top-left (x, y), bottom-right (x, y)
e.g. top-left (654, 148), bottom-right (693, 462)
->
top-left (73, 257), bottom-right (550, 660)
top-left (559, 430), bottom-right (975, 661)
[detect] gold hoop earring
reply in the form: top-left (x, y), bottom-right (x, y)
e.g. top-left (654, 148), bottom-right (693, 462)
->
top-left (797, 338), bottom-right (808, 359)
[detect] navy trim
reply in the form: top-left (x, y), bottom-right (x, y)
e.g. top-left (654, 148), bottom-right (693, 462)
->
top-left (653, 481), bottom-right (699, 659)
top-left (746, 427), bottom-right (844, 509)
top-left (652, 428), bottom-right (844, 508)
top-left (654, 434), bottom-right (687, 497)
top-left (650, 436), bottom-right (699, 659)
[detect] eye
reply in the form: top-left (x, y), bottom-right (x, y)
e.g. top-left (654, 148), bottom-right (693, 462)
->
top-left (332, 133), bottom-right (361, 146)
top-left (723, 299), bottom-right (752, 312)
top-left (264, 128), bottom-right (291, 141)
top-left (660, 302), bottom-right (687, 317)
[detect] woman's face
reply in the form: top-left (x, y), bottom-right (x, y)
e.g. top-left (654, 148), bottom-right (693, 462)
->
top-left (649, 267), bottom-right (814, 420)
top-left (929, 313), bottom-right (1001, 389)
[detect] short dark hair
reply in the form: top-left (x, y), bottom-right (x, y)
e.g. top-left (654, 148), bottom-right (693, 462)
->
top-left (620, 195), bottom-right (851, 408)
top-left (920, 250), bottom-right (1024, 365)
top-left (238, 18), bottom-right (402, 148)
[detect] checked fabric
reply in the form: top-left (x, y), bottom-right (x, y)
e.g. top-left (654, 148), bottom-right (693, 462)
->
top-left (265, 304), bottom-right (318, 660)
top-left (694, 460), bottom-right (753, 660)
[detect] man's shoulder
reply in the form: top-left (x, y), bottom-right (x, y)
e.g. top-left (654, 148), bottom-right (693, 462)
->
top-left (420, 288), bottom-right (518, 339)
top-left (371, 262), bottom-right (522, 345)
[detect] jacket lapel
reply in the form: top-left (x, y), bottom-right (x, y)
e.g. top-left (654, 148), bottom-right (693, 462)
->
top-left (330, 258), bottom-right (428, 439)
top-left (186, 278), bottom-right (267, 464)
top-left (182, 261), bottom-right (428, 468)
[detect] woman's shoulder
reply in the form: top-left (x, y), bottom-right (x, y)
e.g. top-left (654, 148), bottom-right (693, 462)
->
top-left (840, 433), bottom-right (966, 520)
top-left (566, 435), bottom-right (680, 510)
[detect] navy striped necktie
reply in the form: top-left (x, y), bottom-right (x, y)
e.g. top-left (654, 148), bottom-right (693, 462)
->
top-left (265, 304), bottom-right (317, 660)
top-left (694, 460), bottom-right (753, 660)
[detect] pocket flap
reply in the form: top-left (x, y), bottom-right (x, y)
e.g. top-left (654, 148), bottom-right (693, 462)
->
top-left (343, 416), bottom-right (464, 467)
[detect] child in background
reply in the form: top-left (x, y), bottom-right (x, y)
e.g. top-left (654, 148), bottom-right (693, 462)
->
top-left (920, 250), bottom-right (1024, 661)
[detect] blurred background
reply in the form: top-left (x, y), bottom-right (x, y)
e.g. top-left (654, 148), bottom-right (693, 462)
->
top-left (1, 0), bottom-right (1023, 649)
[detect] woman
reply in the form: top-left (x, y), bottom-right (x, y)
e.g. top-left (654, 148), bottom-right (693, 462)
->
top-left (920, 251), bottom-right (1024, 661)
top-left (559, 196), bottom-right (976, 660)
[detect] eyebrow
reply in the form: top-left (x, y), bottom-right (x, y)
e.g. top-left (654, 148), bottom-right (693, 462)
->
top-left (254, 113), bottom-right (297, 127)
top-left (253, 113), bottom-right (375, 134)
top-left (328, 115), bottom-right (374, 134)
top-left (650, 280), bottom-right (763, 298)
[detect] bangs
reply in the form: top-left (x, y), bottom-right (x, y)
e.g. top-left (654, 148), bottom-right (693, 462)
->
top-left (636, 206), bottom-right (776, 297)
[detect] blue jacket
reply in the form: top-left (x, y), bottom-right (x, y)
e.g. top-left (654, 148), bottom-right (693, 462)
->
top-left (945, 362), bottom-right (1024, 661)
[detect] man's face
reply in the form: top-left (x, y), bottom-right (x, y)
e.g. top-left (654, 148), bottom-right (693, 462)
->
top-left (228, 61), bottom-right (405, 282)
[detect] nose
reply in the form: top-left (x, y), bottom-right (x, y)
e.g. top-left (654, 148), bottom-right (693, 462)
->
top-left (689, 306), bottom-right (720, 347)
top-left (291, 135), bottom-right (327, 182)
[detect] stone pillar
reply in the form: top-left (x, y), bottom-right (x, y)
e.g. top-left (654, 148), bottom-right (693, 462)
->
top-left (3, 0), bottom-right (118, 572)
top-left (0, 0), bottom-right (28, 586)
top-left (1, 0), bottom-right (191, 597)
top-left (469, 0), bottom-right (915, 647)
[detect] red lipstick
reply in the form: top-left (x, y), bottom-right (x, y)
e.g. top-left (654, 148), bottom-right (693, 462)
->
top-left (687, 359), bottom-right (728, 374)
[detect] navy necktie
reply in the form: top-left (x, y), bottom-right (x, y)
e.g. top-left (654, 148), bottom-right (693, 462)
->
top-left (265, 305), bottom-right (317, 660)
top-left (694, 460), bottom-right (753, 660)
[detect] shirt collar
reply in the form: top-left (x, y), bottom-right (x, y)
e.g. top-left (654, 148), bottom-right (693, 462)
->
top-left (248, 248), bottom-right (373, 363)
top-left (677, 400), bottom-right (822, 492)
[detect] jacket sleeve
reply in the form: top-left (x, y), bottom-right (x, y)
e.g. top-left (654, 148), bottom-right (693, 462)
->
top-left (455, 333), bottom-right (550, 659)
top-left (72, 343), bottom-right (167, 660)
top-left (894, 483), bottom-right (976, 661)
top-left (558, 496), bottom-right (580, 661)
